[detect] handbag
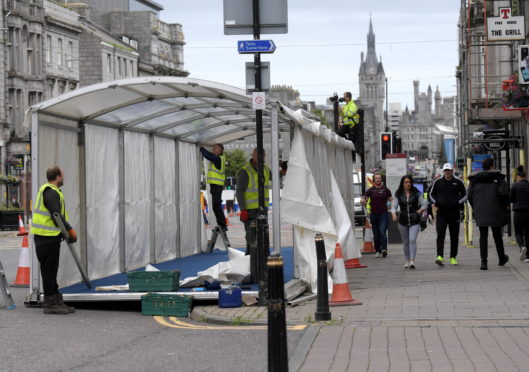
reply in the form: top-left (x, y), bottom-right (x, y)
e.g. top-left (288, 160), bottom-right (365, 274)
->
top-left (420, 215), bottom-right (428, 231)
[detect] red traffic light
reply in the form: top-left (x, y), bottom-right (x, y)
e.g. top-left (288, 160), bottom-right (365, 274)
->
top-left (382, 134), bottom-right (390, 142)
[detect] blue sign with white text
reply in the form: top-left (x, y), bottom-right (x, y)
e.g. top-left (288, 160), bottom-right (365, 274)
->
top-left (238, 40), bottom-right (276, 53)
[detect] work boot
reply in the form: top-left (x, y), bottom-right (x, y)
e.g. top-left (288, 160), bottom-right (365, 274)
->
top-left (56, 293), bottom-right (76, 313)
top-left (42, 295), bottom-right (70, 315)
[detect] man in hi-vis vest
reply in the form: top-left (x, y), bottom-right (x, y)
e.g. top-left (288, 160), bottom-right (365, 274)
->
top-left (31, 166), bottom-right (77, 314)
top-left (200, 144), bottom-right (227, 231)
top-left (236, 148), bottom-right (271, 255)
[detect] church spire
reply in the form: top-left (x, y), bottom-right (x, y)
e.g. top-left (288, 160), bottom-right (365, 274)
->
top-left (368, 17), bottom-right (375, 52)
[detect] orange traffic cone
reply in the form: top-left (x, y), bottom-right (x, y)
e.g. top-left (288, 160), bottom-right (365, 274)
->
top-left (17, 215), bottom-right (28, 236)
top-left (329, 243), bottom-right (362, 307)
top-left (11, 233), bottom-right (30, 287)
top-left (361, 218), bottom-right (376, 254)
top-left (345, 257), bottom-right (367, 269)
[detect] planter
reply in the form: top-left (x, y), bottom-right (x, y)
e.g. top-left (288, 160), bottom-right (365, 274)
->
top-left (0, 211), bottom-right (23, 230)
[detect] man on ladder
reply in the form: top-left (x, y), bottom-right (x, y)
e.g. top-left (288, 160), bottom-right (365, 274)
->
top-left (200, 144), bottom-right (230, 251)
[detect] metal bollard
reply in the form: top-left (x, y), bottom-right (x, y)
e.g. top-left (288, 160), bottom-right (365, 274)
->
top-left (248, 220), bottom-right (258, 283)
top-left (267, 253), bottom-right (288, 372)
top-left (314, 234), bottom-right (331, 321)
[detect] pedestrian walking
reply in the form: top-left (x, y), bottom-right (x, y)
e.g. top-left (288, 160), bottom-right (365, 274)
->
top-left (200, 144), bottom-right (227, 231)
top-left (391, 175), bottom-right (427, 269)
top-left (429, 163), bottom-right (467, 266)
top-left (467, 158), bottom-right (510, 270)
top-left (510, 166), bottom-right (529, 263)
top-left (236, 148), bottom-right (271, 255)
top-left (361, 172), bottom-right (392, 258)
top-left (31, 166), bottom-right (77, 314)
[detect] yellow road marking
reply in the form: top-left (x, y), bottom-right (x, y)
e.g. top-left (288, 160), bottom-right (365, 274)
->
top-left (153, 316), bottom-right (306, 331)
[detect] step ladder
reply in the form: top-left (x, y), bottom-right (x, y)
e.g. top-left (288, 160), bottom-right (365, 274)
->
top-left (207, 226), bottom-right (231, 252)
top-left (0, 261), bottom-right (16, 310)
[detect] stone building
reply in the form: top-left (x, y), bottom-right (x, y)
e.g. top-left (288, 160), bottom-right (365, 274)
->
top-left (400, 82), bottom-right (455, 161)
top-left (65, 0), bottom-right (187, 77)
top-left (357, 19), bottom-right (386, 170)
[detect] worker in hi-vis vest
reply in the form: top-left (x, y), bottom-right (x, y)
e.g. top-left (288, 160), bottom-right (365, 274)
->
top-left (31, 165), bottom-right (77, 315)
top-left (236, 148), bottom-right (271, 255)
top-left (200, 144), bottom-right (227, 231)
top-left (337, 91), bottom-right (361, 154)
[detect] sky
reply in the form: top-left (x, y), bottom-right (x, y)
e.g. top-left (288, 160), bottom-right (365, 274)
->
top-left (157, 0), bottom-right (461, 110)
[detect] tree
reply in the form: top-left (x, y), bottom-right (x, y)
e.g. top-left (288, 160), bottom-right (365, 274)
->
top-left (224, 148), bottom-right (248, 178)
top-left (311, 108), bottom-right (330, 128)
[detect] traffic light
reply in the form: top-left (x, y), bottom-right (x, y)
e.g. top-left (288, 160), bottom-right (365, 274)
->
top-left (380, 132), bottom-right (392, 160)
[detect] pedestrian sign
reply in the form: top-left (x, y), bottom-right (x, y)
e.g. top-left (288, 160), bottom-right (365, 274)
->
top-left (238, 40), bottom-right (276, 54)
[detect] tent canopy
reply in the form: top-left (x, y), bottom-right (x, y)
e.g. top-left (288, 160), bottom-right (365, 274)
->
top-left (26, 76), bottom-right (294, 144)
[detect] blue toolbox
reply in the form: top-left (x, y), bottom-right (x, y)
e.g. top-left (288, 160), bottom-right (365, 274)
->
top-left (218, 287), bottom-right (242, 308)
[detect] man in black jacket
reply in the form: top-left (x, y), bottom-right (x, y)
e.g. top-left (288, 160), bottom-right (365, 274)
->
top-left (510, 168), bottom-right (529, 262)
top-left (468, 158), bottom-right (509, 270)
top-left (429, 163), bottom-right (467, 266)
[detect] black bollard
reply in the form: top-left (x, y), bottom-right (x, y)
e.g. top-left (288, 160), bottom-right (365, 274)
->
top-left (248, 220), bottom-right (258, 283)
top-left (314, 234), bottom-right (331, 321)
top-left (267, 253), bottom-right (288, 372)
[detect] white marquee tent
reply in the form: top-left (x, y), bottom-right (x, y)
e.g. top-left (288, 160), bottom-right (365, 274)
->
top-left (24, 77), bottom-right (359, 299)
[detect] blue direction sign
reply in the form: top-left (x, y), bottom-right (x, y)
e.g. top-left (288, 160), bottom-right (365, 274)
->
top-left (238, 40), bottom-right (276, 54)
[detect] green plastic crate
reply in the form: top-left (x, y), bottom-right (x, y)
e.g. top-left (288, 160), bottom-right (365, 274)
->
top-left (127, 270), bottom-right (180, 292)
top-left (141, 293), bottom-right (192, 316)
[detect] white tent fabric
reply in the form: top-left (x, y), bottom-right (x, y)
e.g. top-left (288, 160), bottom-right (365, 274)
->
top-left (85, 125), bottom-right (120, 279)
top-left (280, 107), bottom-right (358, 292)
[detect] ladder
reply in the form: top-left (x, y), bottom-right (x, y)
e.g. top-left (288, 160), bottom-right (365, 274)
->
top-left (207, 226), bottom-right (231, 253)
top-left (0, 261), bottom-right (16, 310)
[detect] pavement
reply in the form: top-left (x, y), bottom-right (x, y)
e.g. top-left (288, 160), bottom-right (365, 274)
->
top-left (193, 223), bottom-right (529, 371)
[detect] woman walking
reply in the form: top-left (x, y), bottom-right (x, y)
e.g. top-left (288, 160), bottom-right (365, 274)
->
top-left (391, 175), bottom-right (427, 269)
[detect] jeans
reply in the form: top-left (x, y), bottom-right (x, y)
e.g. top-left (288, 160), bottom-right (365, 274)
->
top-left (436, 214), bottom-right (460, 258)
top-left (479, 226), bottom-right (505, 262)
top-left (398, 223), bottom-right (420, 260)
top-left (209, 184), bottom-right (226, 229)
top-left (370, 212), bottom-right (389, 253)
top-left (514, 211), bottom-right (529, 258)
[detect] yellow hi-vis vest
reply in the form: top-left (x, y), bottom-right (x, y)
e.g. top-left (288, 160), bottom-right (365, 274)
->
top-left (242, 163), bottom-right (271, 209)
top-left (207, 154), bottom-right (226, 186)
top-left (342, 100), bottom-right (359, 127)
top-left (31, 183), bottom-right (69, 236)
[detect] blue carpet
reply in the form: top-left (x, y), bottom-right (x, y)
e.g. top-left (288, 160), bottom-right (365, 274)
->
top-left (61, 247), bottom-right (294, 294)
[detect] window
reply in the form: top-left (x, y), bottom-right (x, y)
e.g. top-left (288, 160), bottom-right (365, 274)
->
top-left (46, 35), bottom-right (51, 63)
top-left (57, 38), bottom-right (63, 66)
top-left (117, 57), bottom-right (122, 76)
top-left (107, 54), bottom-right (112, 73)
top-left (130, 60), bottom-right (134, 76)
top-left (123, 58), bottom-right (128, 76)
top-left (67, 41), bottom-right (73, 69)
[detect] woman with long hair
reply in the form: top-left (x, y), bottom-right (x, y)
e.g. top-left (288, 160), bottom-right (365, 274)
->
top-left (391, 175), bottom-right (427, 269)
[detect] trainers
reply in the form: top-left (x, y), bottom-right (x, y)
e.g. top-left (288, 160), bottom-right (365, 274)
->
top-left (375, 252), bottom-right (381, 258)
top-left (403, 261), bottom-right (410, 269)
top-left (480, 261), bottom-right (488, 270)
top-left (498, 254), bottom-right (509, 266)
top-left (520, 247), bottom-right (527, 261)
top-left (525, 259), bottom-right (529, 263)
top-left (435, 256), bottom-right (444, 266)
top-left (409, 260), bottom-right (415, 269)
top-left (450, 257), bottom-right (458, 266)
top-left (382, 250), bottom-right (388, 258)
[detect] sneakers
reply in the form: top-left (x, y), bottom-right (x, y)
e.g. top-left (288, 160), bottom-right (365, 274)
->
top-left (435, 256), bottom-right (444, 266)
top-left (520, 247), bottom-right (527, 261)
top-left (498, 254), bottom-right (509, 266)
top-left (375, 252), bottom-right (381, 258)
top-left (382, 250), bottom-right (388, 258)
top-left (409, 260), bottom-right (416, 269)
top-left (480, 261), bottom-right (488, 270)
top-left (525, 259), bottom-right (529, 263)
top-left (403, 261), bottom-right (410, 269)
top-left (450, 257), bottom-right (458, 266)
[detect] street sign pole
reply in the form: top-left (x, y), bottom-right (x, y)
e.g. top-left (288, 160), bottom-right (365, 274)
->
top-left (252, 0), bottom-right (268, 307)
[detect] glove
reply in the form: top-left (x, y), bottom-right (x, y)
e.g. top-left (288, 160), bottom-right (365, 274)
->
top-left (68, 228), bottom-right (77, 243)
top-left (240, 209), bottom-right (249, 222)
